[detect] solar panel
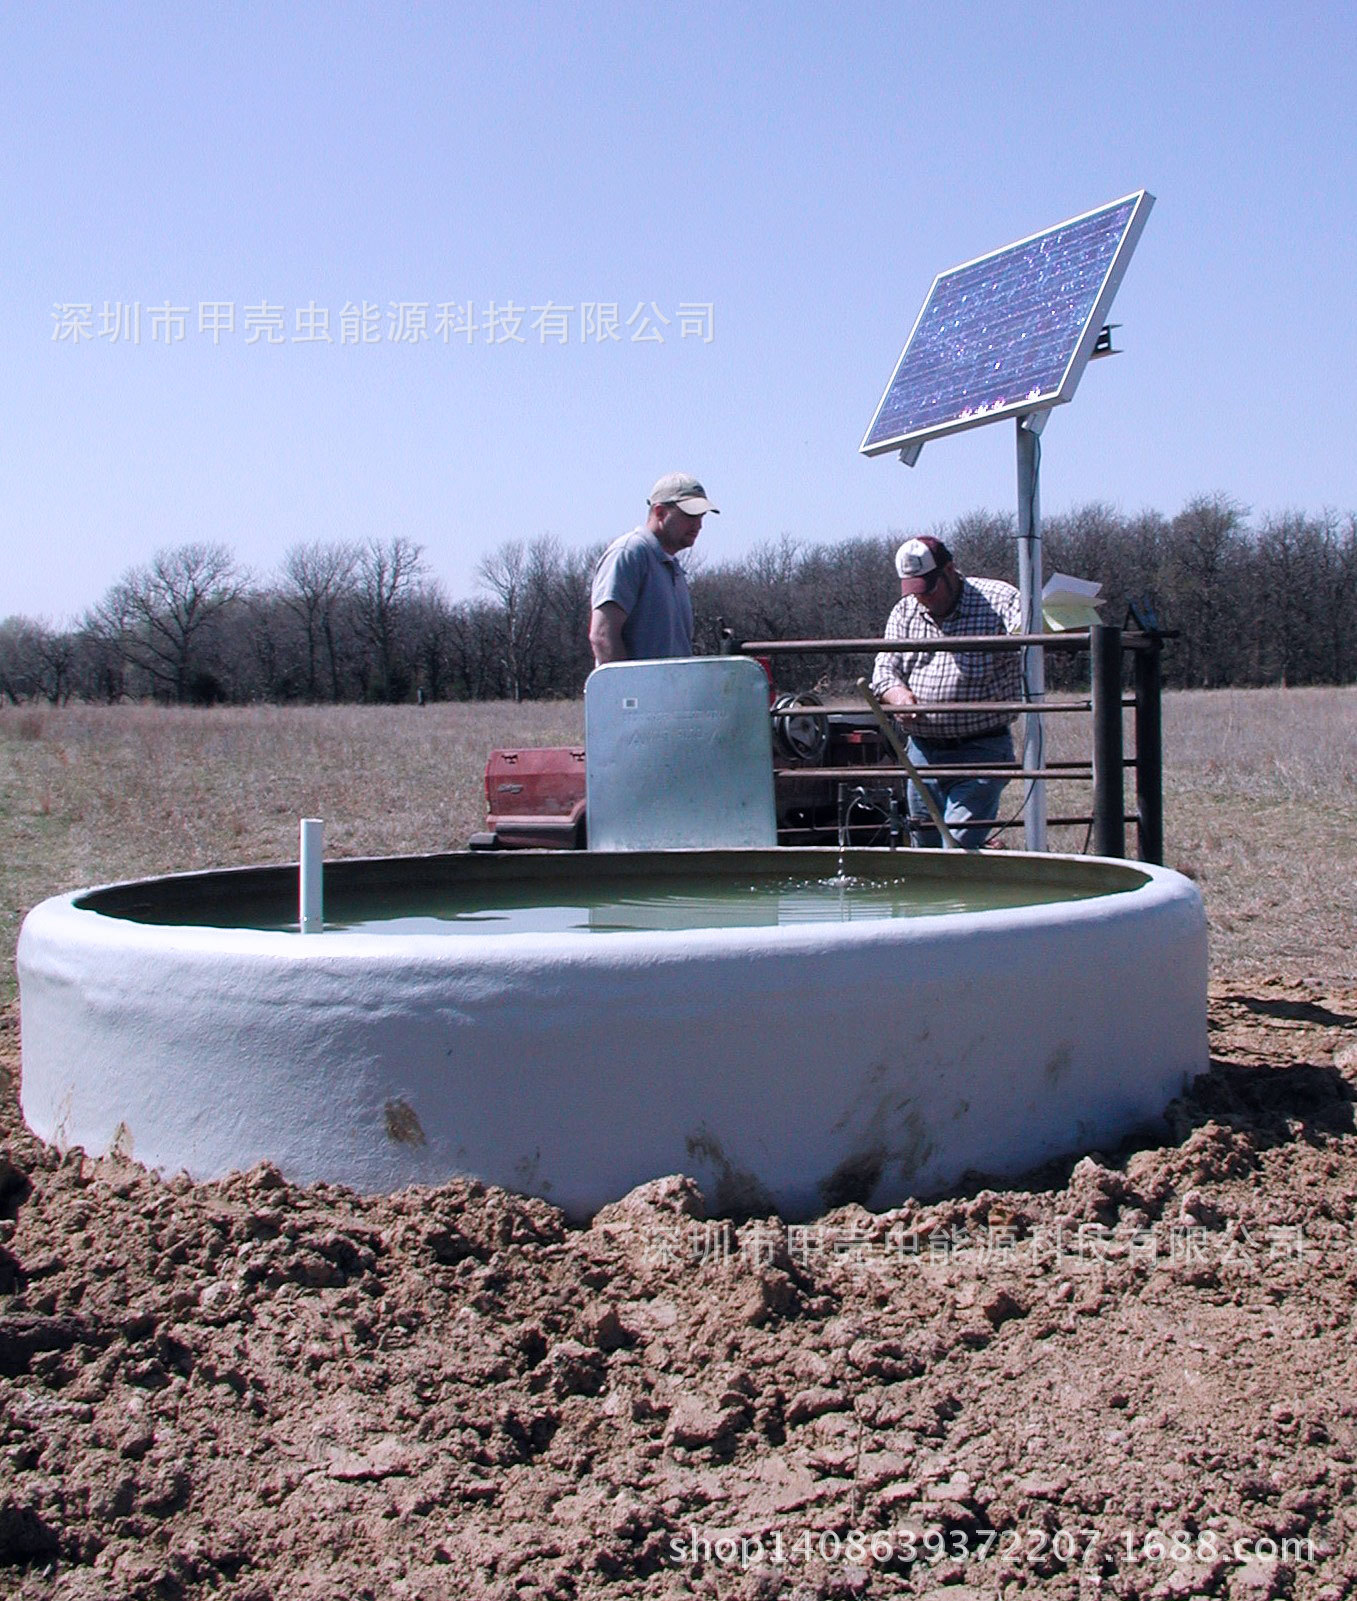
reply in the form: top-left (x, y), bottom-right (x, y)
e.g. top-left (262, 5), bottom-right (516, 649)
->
top-left (860, 191), bottom-right (1154, 458)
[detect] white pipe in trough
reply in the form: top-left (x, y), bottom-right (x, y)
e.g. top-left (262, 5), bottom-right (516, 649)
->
top-left (299, 818), bottom-right (324, 933)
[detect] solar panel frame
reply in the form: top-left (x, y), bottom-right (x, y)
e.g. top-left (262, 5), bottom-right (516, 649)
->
top-left (859, 190), bottom-right (1154, 458)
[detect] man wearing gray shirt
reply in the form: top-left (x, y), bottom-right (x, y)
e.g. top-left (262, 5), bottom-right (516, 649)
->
top-left (588, 472), bottom-right (719, 665)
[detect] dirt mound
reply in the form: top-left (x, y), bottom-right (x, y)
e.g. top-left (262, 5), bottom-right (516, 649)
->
top-left (1, 981), bottom-right (1355, 1599)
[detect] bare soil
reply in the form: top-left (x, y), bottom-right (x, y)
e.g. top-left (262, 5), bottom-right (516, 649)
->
top-left (2, 694), bottom-right (1356, 1599)
top-left (2, 981), bottom-right (1355, 1600)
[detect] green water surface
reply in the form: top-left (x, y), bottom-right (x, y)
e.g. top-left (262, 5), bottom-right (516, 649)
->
top-left (178, 871), bottom-right (1122, 936)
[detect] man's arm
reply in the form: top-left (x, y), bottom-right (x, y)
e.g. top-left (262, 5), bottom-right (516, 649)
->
top-left (870, 601), bottom-right (917, 708)
top-left (589, 602), bottom-right (628, 666)
top-left (995, 580), bottom-right (1024, 635)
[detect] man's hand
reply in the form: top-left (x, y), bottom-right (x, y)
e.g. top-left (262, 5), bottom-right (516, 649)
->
top-left (878, 685), bottom-right (919, 720)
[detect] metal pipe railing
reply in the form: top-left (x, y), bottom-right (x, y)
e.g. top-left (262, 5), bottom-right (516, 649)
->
top-left (739, 628), bottom-right (1165, 863)
top-left (745, 632), bottom-right (1076, 653)
top-left (779, 766), bottom-right (1091, 781)
top-left (768, 698), bottom-right (1124, 716)
top-left (742, 630), bottom-right (1163, 655)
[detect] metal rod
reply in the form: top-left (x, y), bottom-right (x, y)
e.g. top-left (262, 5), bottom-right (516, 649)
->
top-left (743, 633), bottom-right (1084, 654)
top-left (855, 679), bottom-right (960, 850)
top-left (1090, 622), bottom-right (1126, 858)
top-left (1134, 633), bottom-right (1165, 864)
top-left (982, 814), bottom-right (1139, 831)
top-left (780, 812), bottom-right (1138, 837)
top-left (1016, 419), bottom-right (1046, 850)
top-left (769, 698), bottom-right (1100, 716)
top-left (777, 766), bottom-right (1093, 781)
top-left (741, 631), bottom-right (1163, 654)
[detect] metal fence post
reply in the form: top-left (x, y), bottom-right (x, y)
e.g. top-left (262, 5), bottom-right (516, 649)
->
top-left (1090, 622), bottom-right (1125, 858)
top-left (1134, 635), bottom-right (1164, 864)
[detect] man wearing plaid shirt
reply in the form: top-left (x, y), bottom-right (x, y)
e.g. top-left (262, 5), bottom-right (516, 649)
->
top-left (870, 536), bottom-right (1022, 849)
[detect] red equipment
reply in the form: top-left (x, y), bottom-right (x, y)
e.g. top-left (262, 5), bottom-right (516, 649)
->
top-left (470, 746), bottom-right (587, 851)
top-left (472, 697), bottom-right (895, 851)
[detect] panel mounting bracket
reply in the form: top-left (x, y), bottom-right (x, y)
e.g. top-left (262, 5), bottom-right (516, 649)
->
top-left (1090, 323), bottom-right (1121, 359)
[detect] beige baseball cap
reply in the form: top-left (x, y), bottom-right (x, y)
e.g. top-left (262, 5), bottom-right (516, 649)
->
top-left (648, 472), bottom-right (719, 515)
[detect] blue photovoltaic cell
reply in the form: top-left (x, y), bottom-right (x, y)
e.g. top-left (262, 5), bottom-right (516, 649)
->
top-left (861, 193), bottom-right (1151, 455)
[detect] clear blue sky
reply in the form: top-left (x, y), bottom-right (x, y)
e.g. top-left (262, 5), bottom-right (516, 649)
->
top-left (4, 0), bottom-right (1355, 624)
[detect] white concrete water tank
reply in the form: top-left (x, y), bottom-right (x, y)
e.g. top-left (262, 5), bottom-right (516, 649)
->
top-left (18, 848), bottom-right (1208, 1220)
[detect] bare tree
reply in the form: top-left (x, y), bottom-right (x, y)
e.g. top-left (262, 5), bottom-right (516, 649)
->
top-left (541, 542), bottom-right (602, 692)
top-left (405, 582), bottom-right (455, 701)
top-left (443, 598), bottom-right (504, 699)
top-left (477, 537), bottom-right (557, 701)
top-left (948, 509), bottom-right (1017, 581)
top-left (32, 625), bottom-right (78, 703)
top-left (230, 590), bottom-right (307, 701)
top-left (1319, 514), bottom-right (1357, 684)
top-left (280, 541), bottom-right (360, 701)
top-left (353, 536), bottom-right (426, 701)
top-left (0, 617), bottom-right (44, 703)
top-left (1243, 510), bottom-right (1357, 688)
top-left (739, 536), bottom-right (805, 640)
top-left (78, 596), bottom-right (132, 702)
top-left (95, 543), bottom-right (245, 702)
top-left (27, 498), bottom-right (1357, 703)
top-left (1161, 496), bottom-right (1248, 688)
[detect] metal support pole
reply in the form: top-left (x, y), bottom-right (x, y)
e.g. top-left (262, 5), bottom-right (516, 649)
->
top-left (1016, 419), bottom-right (1046, 850)
top-left (1134, 636), bottom-right (1164, 864)
top-left (1090, 623), bottom-right (1125, 858)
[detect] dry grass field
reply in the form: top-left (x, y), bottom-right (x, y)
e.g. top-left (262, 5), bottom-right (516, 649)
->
top-left (0, 701), bottom-right (582, 1011)
top-left (2, 686), bottom-right (1354, 1005)
top-left (1154, 687), bottom-right (1357, 981)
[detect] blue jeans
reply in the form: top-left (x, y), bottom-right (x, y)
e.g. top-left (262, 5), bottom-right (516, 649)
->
top-left (906, 729), bottom-right (1014, 851)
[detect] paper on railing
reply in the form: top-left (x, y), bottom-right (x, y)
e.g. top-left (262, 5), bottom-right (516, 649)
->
top-left (1042, 571), bottom-right (1103, 631)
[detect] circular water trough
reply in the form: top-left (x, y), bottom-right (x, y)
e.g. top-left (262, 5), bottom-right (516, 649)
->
top-left (17, 848), bottom-right (1207, 1221)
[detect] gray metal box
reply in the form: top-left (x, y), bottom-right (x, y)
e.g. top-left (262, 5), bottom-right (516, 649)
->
top-left (584, 658), bottom-right (777, 851)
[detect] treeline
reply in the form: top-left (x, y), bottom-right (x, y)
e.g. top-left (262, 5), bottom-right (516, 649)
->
top-left (4, 496), bottom-right (1356, 705)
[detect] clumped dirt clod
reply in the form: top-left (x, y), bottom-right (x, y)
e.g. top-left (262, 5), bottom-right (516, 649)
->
top-left (1, 980), bottom-right (1356, 1599)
